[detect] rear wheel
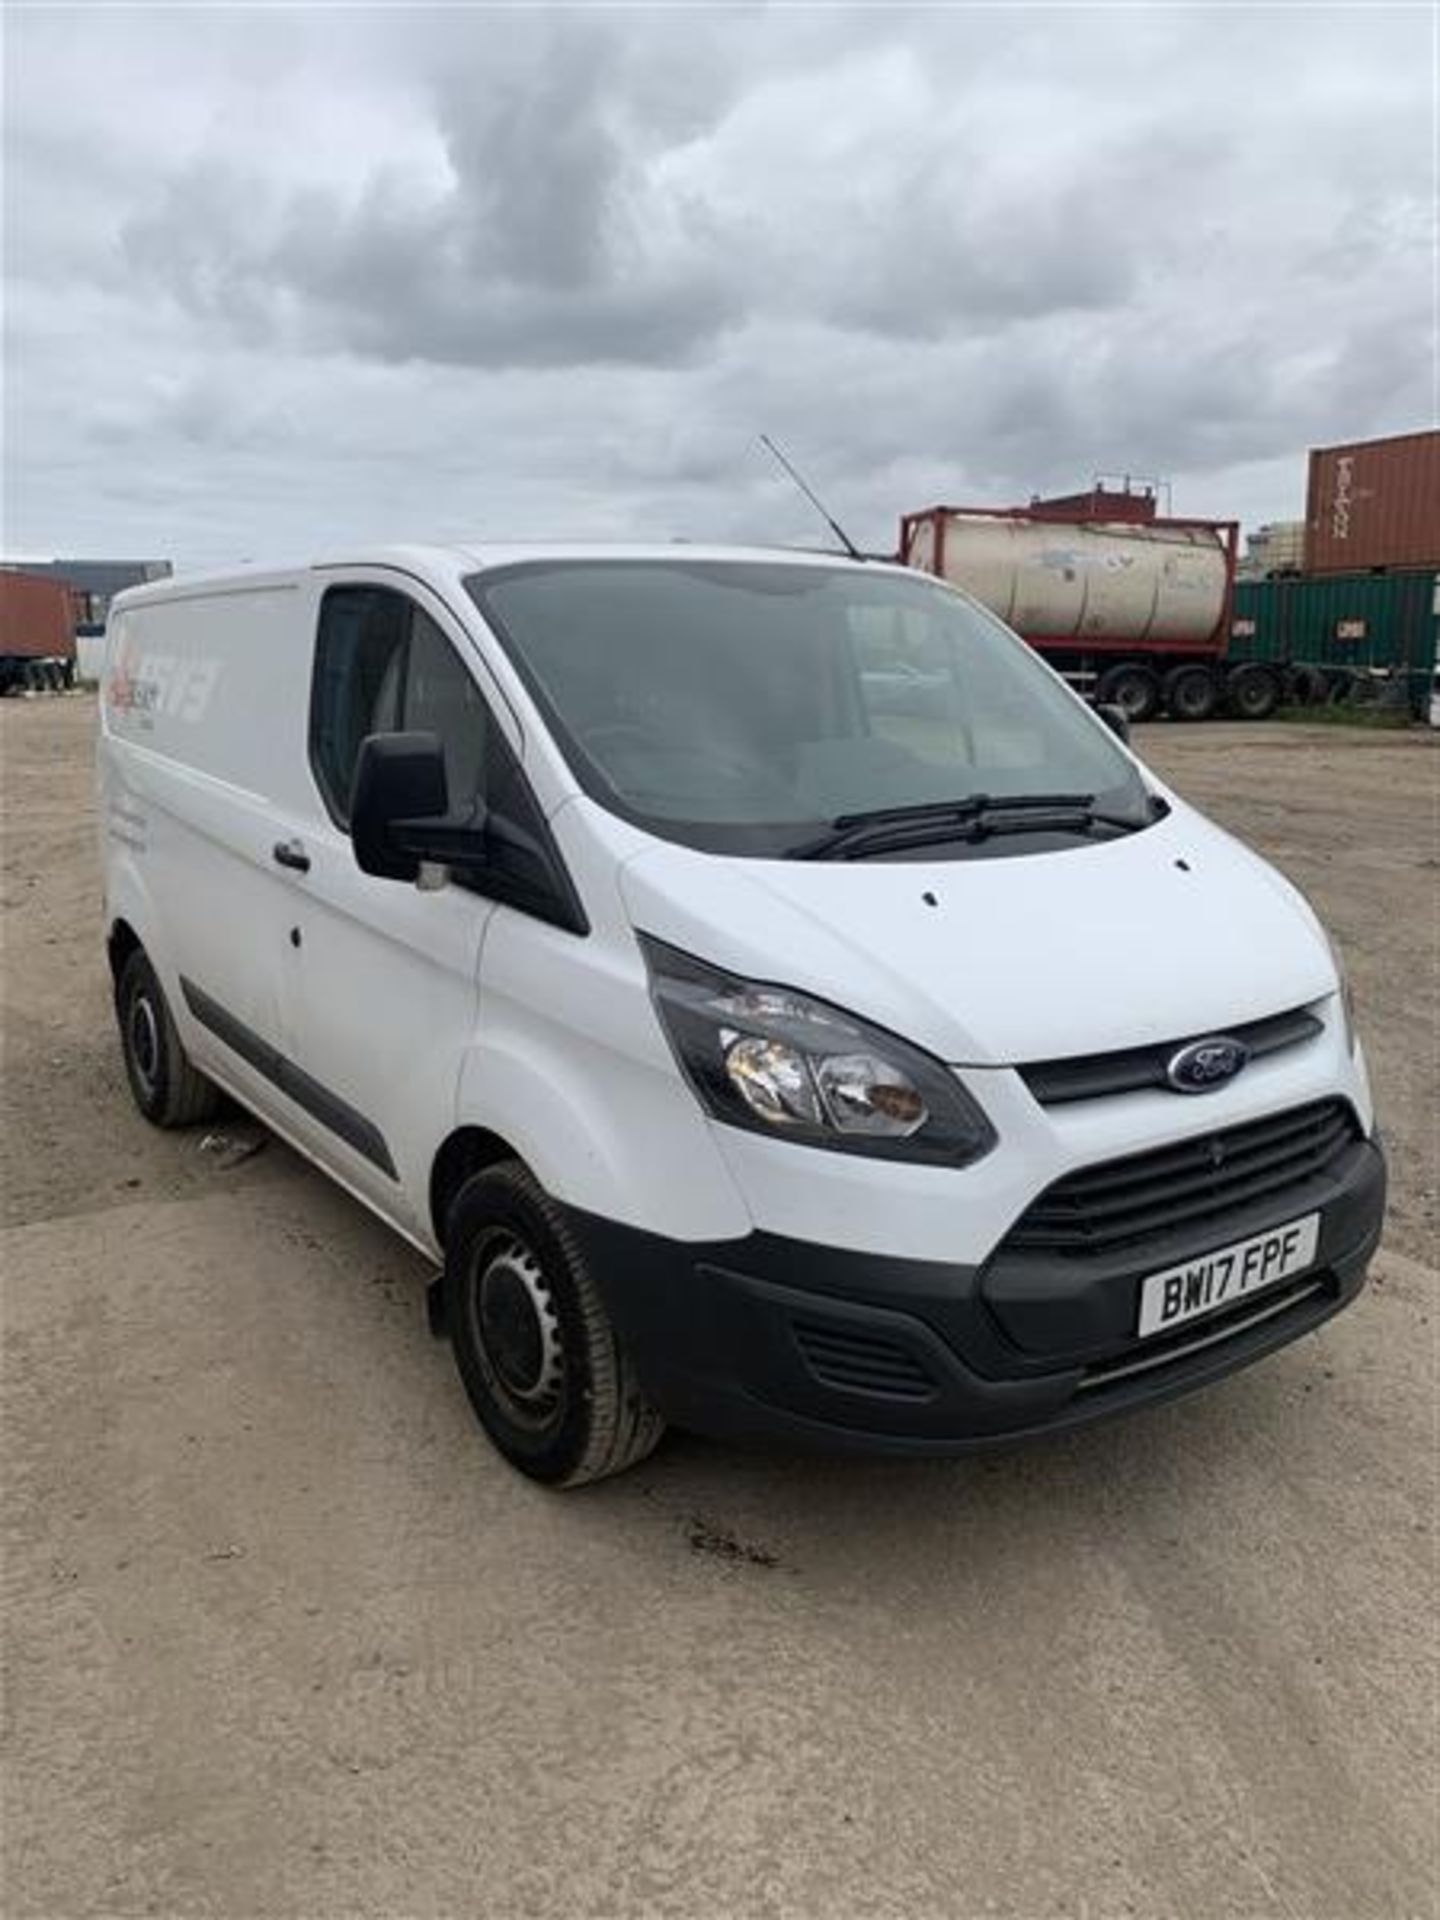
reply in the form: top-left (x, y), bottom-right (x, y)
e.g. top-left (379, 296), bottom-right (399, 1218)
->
top-left (116, 948), bottom-right (223, 1127)
top-left (1162, 664), bottom-right (1219, 722)
top-left (443, 1160), bottom-right (664, 1486)
top-left (1225, 663), bottom-right (1281, 720)
top-left (1095, 662), bottom-right (1161, 725)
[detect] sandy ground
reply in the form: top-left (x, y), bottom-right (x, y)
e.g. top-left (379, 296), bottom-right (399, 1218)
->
top-left (2, 696), bottom-right (1436, 1919)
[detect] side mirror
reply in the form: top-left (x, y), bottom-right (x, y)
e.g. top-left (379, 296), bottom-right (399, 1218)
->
top-left (1097, 703), bottom-right (1131, 745)
top-left (351, 732), bottom-right (449, 881)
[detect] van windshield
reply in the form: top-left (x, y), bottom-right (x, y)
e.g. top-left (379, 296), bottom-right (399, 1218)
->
top-left (467, 560), bottom-right (1152, 858)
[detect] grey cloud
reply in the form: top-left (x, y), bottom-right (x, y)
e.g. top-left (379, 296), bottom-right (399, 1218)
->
top-left (117, 13), bottom-right (757, 371)
top-left (4, 4), bottom-right (1432, 566)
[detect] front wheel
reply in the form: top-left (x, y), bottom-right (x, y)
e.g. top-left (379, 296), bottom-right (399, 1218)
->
top-left (443, 1161), bottom-right (664, 1486)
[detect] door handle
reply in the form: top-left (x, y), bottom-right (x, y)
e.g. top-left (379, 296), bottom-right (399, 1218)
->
top-left (272, 838), bottom-right (311, 873)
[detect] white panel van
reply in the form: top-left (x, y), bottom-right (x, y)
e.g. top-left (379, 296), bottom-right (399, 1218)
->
top-left (98, 547), bottom-right (1386, 1484)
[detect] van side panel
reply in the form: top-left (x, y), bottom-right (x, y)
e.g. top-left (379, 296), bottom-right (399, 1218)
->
top-left (103, 582), bottom-right (316, 810)
top-left (100, 582), bottom-right (317, 1101)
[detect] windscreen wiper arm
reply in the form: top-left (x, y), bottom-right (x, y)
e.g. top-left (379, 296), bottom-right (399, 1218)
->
top-left (787, 792), bottom-right (1160, 860)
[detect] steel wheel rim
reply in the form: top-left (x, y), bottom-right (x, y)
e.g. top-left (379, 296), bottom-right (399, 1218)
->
top-left (1116, 673), bottom-right (1151, 717)
top-left (128, 992), bottom-right (160, 1096)
top-left (468, 1231), bottom-right (565, 1430)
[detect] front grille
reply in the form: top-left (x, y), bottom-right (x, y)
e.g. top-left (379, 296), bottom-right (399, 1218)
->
top-left (791, 1320), bottom-right (938, 1402)
top-left (1019, 1005), bottom-right (1322, 1106)
top-left (1006, 1098), bottom-right (1358, 1258)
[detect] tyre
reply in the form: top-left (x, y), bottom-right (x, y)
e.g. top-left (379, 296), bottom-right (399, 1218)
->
top-left (1225, 663), bottom-right (1281, 721)
top-left (1095, 663), bottom-right (1161, 724)
top-left (1290, 665), bottom-right (1328, 709)
top-left (1162, 664), bottom-right (1219, 722)
top-left (116, 948), bottom-right (223, 1128)
top-left (443, 1160), bottom-right (665, 1487)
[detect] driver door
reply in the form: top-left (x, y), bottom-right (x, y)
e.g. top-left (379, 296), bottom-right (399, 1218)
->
top-left (276, 576), bottom-right (508, 1231)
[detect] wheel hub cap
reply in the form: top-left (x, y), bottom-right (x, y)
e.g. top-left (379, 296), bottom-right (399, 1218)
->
top-left (473, 1238), bottom-right (563, 1418)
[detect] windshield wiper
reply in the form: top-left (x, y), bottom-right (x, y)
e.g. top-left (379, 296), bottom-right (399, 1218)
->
top-left (787, 792), bottom-right (1160, 861)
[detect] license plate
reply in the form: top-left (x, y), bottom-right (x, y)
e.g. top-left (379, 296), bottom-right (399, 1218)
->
top-left (1137, 1212), bottom-right (1320, 1339)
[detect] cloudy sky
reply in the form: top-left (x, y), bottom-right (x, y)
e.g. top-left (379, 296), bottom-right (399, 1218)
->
top-left (4, 4), bottom-right (1435, 568)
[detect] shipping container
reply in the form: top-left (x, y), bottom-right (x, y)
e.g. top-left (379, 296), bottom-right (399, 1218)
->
top-left (1229, 568), bottom-right (1439, 717)
top-left (0, 570), bottom-right (77, 691)
top-left (1305, 429), bottom-right (1440, 575)
top-left (898, 501), bottom-right (1259, 720)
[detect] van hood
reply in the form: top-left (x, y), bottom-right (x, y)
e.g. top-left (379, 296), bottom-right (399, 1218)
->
top-left (618, 805), bottom-right (1336, 1066)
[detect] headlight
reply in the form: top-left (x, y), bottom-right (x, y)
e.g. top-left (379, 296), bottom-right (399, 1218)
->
top-left (1324, 930), bottom-right (1359, 1055)
top-left (639, 935), bottom-right (996, 1165)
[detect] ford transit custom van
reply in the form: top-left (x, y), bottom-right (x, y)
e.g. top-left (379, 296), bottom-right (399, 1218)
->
top-left (99, 547), bottom-right (1386, 1484)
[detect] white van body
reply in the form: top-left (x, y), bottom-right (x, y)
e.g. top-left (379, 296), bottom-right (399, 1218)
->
top-left (99, 545), bottom-right (1385, 1483)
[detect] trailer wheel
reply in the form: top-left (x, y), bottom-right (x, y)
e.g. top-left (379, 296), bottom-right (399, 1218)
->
top-left (1290, 665), bottom-right (1328, 708)
top-left (116, 949), bottom-right (224, 1128)
top-left (1162, 665), bottom-right (1219, 722)
top-left (1095, 663), bottom-right (1161, 725)
top-left (1225, 663), bottom-right (1281, 721)
top-left (444, 1160), bottom-right (665, 1487)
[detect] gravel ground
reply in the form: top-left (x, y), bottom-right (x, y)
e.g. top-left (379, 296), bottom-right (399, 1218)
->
top-left (3, 696), bottom-right (1436, 1919)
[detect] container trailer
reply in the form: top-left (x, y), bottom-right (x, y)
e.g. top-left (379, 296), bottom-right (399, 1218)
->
top-left (0, 571), bottom-right (78, 693)
top-left (1229, 568), bottom-right (1440, 718)
top-left (898, 492), bottom-right (1280, 721)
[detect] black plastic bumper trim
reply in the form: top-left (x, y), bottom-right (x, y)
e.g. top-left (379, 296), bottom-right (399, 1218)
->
top-left (566, 1135), bottom-right (1385, 1456)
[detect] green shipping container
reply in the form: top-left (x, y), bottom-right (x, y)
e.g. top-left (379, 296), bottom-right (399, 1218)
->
top-left (1229, 569), bottom-right (1440, 714)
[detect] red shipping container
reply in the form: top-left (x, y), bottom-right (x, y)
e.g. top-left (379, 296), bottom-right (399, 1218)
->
top-left (0, 570), bottom-right (77, 660)
top-left (1305, 429), bottom-right (1440, 575)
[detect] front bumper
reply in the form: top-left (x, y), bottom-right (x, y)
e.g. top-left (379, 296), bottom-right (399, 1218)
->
top-left (571, 1134), bottom-right (1386, 1455)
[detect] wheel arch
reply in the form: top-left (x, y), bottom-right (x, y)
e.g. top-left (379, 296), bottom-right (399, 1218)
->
top-left (430, 1126), bottom-right (525, 1249)
top-left (107, 915), bottom-right (144, 988)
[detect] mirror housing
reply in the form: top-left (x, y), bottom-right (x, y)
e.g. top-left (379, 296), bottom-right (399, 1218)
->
top-left (1097, 703), bottom-right (1131, 745)
top-left (351, 731), bottom-right (478, 882)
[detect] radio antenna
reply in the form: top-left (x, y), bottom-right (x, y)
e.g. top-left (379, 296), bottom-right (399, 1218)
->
top-left (759, 434), bottom-right (865, 561)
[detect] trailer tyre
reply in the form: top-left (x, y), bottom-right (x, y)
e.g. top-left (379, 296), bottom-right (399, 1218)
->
top-left (116, 949), bottom-right (223, 1128)
top-left (1225, 664), bottom-right (1281, 721)
top-left (1095, 663), bottom-right (1161, 725)
top-left (1162, 665), bottom-right (1219, 722)
top-left (1290, 665), bottom-right (1328, 709)
top-left (444, 1160), bottom-right (665, 1488)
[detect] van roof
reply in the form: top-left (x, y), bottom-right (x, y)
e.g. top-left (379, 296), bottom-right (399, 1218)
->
top-left (110, 541), bottom-right (898, 611)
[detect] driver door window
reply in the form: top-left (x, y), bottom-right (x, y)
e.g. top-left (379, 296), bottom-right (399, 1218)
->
top-left (310, 587), bottom-right (489, 824)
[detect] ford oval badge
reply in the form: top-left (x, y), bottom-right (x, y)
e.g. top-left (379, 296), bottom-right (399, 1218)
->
top-left (1166, 1036), bottom-right (1250, 1093)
